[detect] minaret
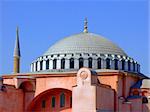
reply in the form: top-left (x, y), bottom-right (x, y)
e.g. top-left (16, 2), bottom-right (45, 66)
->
top-left (13, 27), bottom-right (21, 73)
top-left (83, 18), bottom-right (88, 33)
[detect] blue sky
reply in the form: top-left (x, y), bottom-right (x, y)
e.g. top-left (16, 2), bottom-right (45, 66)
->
top-left (0, 0), bottom-right (149, 76)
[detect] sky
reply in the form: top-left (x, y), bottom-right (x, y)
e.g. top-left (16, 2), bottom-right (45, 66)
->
top-left (0, 0), bottom-right (149, 76)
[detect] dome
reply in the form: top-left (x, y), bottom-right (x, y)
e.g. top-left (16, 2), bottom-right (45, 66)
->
top-left (31, 19), bottom-right (140, 73)
top-left (44, 33), bottom-right (127, 57)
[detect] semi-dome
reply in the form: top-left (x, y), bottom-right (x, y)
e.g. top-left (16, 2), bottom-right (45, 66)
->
top-left (30, 19), bottom-right (140, 73)
top-left (44, 33), bottom-right (127, 57)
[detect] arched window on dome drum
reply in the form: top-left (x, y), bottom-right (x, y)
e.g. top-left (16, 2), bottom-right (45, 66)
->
top-left (40, 60), bottom-right (43, 70)
top-left (114, 59), bottom-right (118, 70)
top-left (106, 58), bottom-right (110, 69)
top-left (128, 60), bottom-right (131, 71)
top-left (46, 59), bottom-right (49, 70)
top-left (53, 59), bottom-right (57, 69)
top-left (51, 96), bottom-right (55, 108)
top-left (32, 63), bottom-right (34, 72)
top-left (122, 60), bottom-right (125, 70)
top-left (137, 64), bottom-right (140, 72)
top-left (137, 64), bottom-right (139, 72)
top-left (61, 58), bottom-right (65, 69)
top-left (88, 57), bottom-right (93, 68)
top-left (79, 58), bottom-right (84, 68)
top-left (70, 58), bottom-right (74, 69)
top-left (60, 93), bottom-right (65, 107)
top-left (133, 62), bottom-right (135, 71)
top-left (35, 62), bottom-right (38, 71)
top-left (97, 58), bottom-right (101, 69)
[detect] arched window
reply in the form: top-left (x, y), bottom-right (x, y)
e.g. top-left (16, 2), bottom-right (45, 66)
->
top-left (60, 93), bottom-right (65, 107)
top-left (114, 59), bottom-right (118, 70)
top-left (137, 64), bottom-right (140, 72)
top-left (46, 59), bottom-right (49, 70)
top-left (40, 60), bottom-right (43, 70)
top-left (53, 59), bottom-right (57, 69)
top-left (36, 62), bottom-right (38, 71)
top-left (70, 58), bottom-right (74, 69)
top-left (70, 96), bottom-right (72, 107)
top-left (88, 57), bottom-right (92, 68)
top-left (51, 96), bottom-right (55, 108)
top-left (79, 58), bottom-right (84, 68)
top-left (122, 60), bottom-right (125, 70)
top-left (133, 62), bottom-right (135, 71)
top-left (128, 60), bottom-right (130, 71)
top-left (106, 58), bottom-right (110, 69)
top-left (31, 63), bottom-right (34, 72)
top-left (61, 58), bottom-right (65, 69)
top-left (137, 64), bottom-right (138, 72)
top-left (97, 58), bottom-right (101, 69)
top-left (42, 100), bottom-right (46, 108)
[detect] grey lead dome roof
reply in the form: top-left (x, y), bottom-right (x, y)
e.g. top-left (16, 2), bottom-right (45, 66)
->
top-left (44, 33), bottom-right (127, 56)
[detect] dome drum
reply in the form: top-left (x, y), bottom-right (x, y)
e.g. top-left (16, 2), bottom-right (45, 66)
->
top-left (30, 53), bottom-right (140, 73)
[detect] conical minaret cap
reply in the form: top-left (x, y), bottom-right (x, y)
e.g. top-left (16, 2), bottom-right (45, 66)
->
top-left (13, 26), bottom-right (21, 57)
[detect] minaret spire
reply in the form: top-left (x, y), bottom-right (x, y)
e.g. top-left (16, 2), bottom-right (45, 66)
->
top-left (83, 18), bottom-right (88, 33)
top-left (13, 26), bottom-right (21, 73)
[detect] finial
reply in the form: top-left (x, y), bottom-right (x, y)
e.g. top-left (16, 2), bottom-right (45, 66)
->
top-left (83, 18), bottom-right (88, 33)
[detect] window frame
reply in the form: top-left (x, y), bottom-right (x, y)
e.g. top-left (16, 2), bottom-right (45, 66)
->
top-left (46, 59), bottom-right (49, 70)
top-left (70, 58), bottom-right (74, 69)
top-left (53, 59), bottom-right (57, 69)
top-left (60, 93), bottom-right (65, 108)
top-left (79, 58), bottom-right (84, 68)
top-left (70, 96), bottom-right (72, 107)
top-left (128, 60), bottom-right (131, 71)
top-left (106, 58), bottom-right (110, 69)
top-left (35, 62), bottom-right (38, 71)
top-left (88, 57), bottom-right (93, 68)
top-left (122, 60), bottom-right (125, 70)
top-left (42, 100), bottom-right (46, 108)
top-left (40, 60), bottom-right (43, 70)
top-left (61, 58), bottom-right (65, 69)
top-left (114, 59), bottom-right (118, 70)
top-left (97, 58), bottom-right (101, 69)
top-left (133, 62), bottom-right (135, 71)
top-left (51, 96), bottom-right (55, 108)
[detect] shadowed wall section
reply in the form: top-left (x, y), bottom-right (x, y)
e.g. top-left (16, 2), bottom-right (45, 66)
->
top-left (27, 88), bottom-right (72, 112)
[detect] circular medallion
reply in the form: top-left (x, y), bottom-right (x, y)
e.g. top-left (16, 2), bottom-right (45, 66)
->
top-left (80, 71), bottom-right (88, 80)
